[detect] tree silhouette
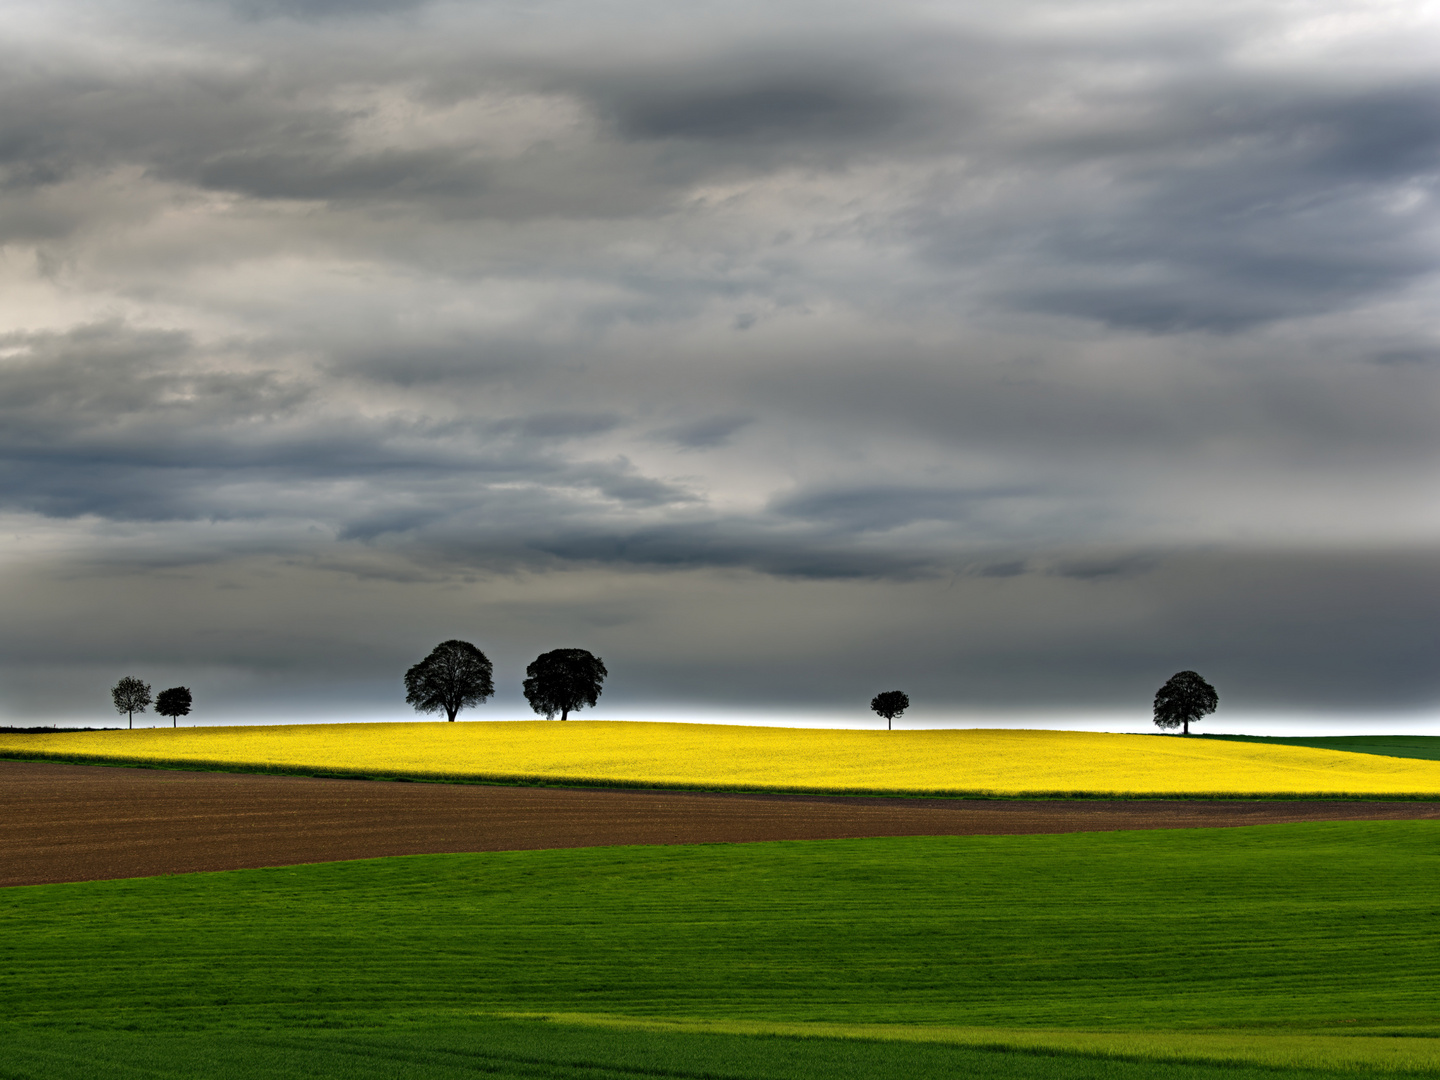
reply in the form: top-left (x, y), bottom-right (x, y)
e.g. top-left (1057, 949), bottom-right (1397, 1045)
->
top-left (111, 677), bottom-right (152, 729)
top-left (404, 640), bottom-right (494, 722)
top-left (523, 649), bottom-right (607, 721)
top-left (870, 690), bottom-right (909, 731)
top-left (1153, 670), bottom-right (1218, 735)
top-left (155, 686), bottom-right (193, 728)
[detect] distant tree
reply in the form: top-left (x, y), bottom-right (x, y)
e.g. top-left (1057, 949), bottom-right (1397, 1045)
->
top-left (111, 676), bottom-right (152, 730)
top-left (870, 690), bottom-right (909, 731)
top-left (523, 648), bottom-right (607, 722)
top-left (1153, 671), bottom-right (1218, 735)
top-left (155, 686), bottom-right (193, 728)
top-left (404, 640), bottom-right (494, 722)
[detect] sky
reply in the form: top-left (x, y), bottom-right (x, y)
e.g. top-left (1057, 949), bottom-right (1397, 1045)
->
top-left (1, 0), bottom-right (1437, 730)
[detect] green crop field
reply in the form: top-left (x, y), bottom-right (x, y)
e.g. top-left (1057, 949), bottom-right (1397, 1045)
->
top-left (4, 1019), bottom-right (1428, 1080)
top-left (1202, 734), bottom-right (1440, 763)
top-left (3, 822), bottom-right (1438, 1078)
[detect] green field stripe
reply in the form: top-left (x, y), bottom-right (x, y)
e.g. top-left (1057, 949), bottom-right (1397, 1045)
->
top-left (1202, 735), bottom-right (1440, 763)
top-left (508, 1013), bottom-right (1440, 1074)
top-left (3, 823), bottom-right (1439, 1039)
top-left (2, 1018), bottom-right (1410, 1080)
top-left (5, 825), bottom-right (1439, 1078)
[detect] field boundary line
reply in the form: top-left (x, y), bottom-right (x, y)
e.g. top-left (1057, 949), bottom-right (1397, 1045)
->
top-left (4, 748), bottom-right (1440, 801)
top-left (496, 1012), bottom-right (1440, 1074)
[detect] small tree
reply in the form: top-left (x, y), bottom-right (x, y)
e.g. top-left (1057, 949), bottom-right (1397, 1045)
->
top-left (1153, 670), bottom-right (1218, 735)
top-left (155, 686), bottom-right (193, 728)
top-left (523, 648), bottom-right (607, 721)
top-left (111, 676), bottom-right (152, 730)
top-left (405, 640), bottom-right (494, 721)
top-left (870, 690), bottom-right (909, 731)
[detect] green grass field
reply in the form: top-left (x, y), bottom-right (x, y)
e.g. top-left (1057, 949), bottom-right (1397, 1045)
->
top-left (3, 823), bottom-right (1438, 1077)
top-left (1202, 734), bottom-right (1440, 763)
top-left (4, 1018), bottom-right (1429, 1080)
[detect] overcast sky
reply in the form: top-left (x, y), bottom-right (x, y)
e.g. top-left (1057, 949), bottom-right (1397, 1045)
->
top-left (1, 0), bottom-right (1437, 727)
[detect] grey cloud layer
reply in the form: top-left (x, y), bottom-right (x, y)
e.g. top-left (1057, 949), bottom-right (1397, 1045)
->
top-left (1, 0), bottom-right (1437, 716)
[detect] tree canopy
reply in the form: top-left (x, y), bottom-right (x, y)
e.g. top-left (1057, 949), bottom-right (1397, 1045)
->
top-left (523, 648), bottom-right (607, 722)
top-left (1153, 670), bottom-right (1218, 735)
top-left (404, 640), bottom-right (494, 722)
top-left (111, 676), bottom-right (152, 729)
top-left (155, 686), bottom-right (193, 728)
top-left (870, 690), bottom-right (910, 731)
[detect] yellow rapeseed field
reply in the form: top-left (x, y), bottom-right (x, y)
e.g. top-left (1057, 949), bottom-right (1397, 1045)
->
top-left (4, 721), bottom-right (1440, 796)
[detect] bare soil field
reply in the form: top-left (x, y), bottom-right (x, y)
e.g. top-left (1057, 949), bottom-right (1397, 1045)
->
top-left (4, 759), bottom-right (1439, 887)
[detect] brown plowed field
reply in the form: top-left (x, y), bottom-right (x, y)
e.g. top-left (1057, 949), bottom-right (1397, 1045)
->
top-left (4, 759), bottom-right (1438, 887)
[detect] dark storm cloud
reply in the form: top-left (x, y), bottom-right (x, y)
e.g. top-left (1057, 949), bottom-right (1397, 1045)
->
top-left (772, 485), bottom-right (1037, 533)
top-left (0, 26), bottom-right (944, 230)
top-left (920, 80), bottom-right (1440, 330)
top-left (978, 560), bottom-right (1027, 578)
top-left (0, 323), bottom-right (688, 531)
top-left (0, 324), bottom-right (308, 477)
top-left (193, 149), bottom-right (489, 203)
top-left (1372, 347), bottom-right (1440, 367)
top-left (0, 55), bottom-right (504, 226)
top-left (230, 0), bottom-right (428, 19)
top-left (604, 74), bottom-right (906, 144)
top-left (335, 339), bottom-right (542, 386)
top-left (528, 522), bottom-right (936, 580)
top-left (1049, 553), bottom-right (1157, 581)
top-left (651, 416), bottom-right (752, 449)
top-left (491, 413), bottom-right (622, 439)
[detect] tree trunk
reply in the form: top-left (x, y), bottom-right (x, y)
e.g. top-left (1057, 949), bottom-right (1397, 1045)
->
top-left (888, 716), bottom-right (892, 730)
top-left (1183, 719), bottom-right (1189, 735)
top-left (561, 707), bottom-right (569, 721)
top-left (129, 712), bottom-right (133, 730)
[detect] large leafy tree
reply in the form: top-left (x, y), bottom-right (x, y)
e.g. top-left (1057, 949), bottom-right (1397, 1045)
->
top-left (111, 676), bottom-right (152, 730)
top-left (155, 686), bottom-right (193, 728)
top-left (1153, 670), bottom-right (1218, 735)
top-left (404, 640), bottom-right (494, 722)
top-left (870, 690), bottom-right (909, 731)
top-left (523, 648), bottom-right (607, 722)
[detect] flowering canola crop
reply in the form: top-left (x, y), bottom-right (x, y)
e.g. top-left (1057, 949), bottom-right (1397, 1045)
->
top-left (4, 722), bottom-right (1440, 797)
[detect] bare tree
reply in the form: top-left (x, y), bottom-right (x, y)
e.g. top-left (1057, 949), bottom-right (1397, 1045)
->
top-left (111, 677), bottom-right (152, 729)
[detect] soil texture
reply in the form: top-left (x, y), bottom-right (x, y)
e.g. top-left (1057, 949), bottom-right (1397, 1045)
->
top-left (4, 759), bottom-right (1438, 887)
